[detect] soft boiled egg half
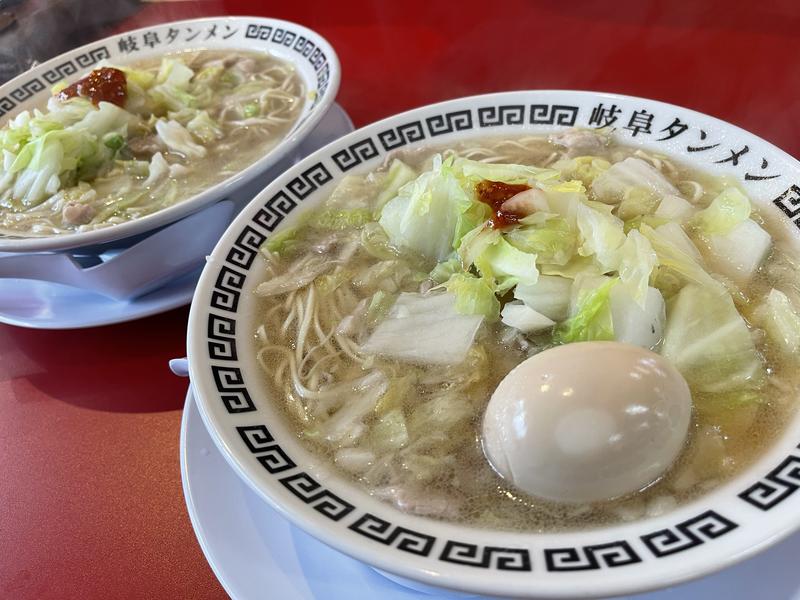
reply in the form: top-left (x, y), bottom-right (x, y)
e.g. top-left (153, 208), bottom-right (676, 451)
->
top-left (482, 342), bottom-right (692, 503)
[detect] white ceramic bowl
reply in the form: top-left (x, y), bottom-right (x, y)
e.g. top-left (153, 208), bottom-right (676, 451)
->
top-left (187, 91), bottom-right (800, 599)
top-left (0, 15), bottom-right (340, 253)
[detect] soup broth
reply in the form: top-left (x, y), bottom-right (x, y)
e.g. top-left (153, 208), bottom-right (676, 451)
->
top-left (252, 131), bottom-right (800, 531)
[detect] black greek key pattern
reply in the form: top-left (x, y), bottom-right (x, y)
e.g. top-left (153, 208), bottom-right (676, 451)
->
top-left (211, 365), bottom-right (255, 413)
top-left (739, 452), bottom-right (800, 511)
top-left (244, 24), bottom-right (274, 40)
top-left (236, 424), bottom-right (274, 451)
top-left (773, 184), bottom-right (800, 227)
top-left (439, 541), bottom-right (531, 571)
top-left (545, 542), bottom-right (641, 571)
top-left (530, 104), bottom-right (579, 126)
top-left (253, 191), bottom-right (297, 232)
top-left (331, 138), bottom-right (380, 172)
top-left (42, 61), bottom-right (79, 84)
top-left (210, 265), bottom-right (245, 313)
top-left (9, 79), bottom-right (46, 103)
top-left (226, 225), bottom-right (267, 271)
top-left (74, 46), bottom-right (111, 68)
top-left (377, 121), bottom-right (426, 151)
top-left (244, 22), bottom-right (332, 96)
top-left (271, 28), bottom-right (296, 46)
top-left (0, 96), bottom-right (14, 117)
top-left (207, 314), bottom-right (237, 361)
top-left (236, 425), bottom-right (295, 474)
top-left (478, 105), bottom-right (526, 127)
top-left (286, 162), bottom-right (333, 199)
top-left (641, 510), bottom-right (738, 557)
top-left (426, 110), bottom-right (473, 137)
top-left (279, 472), bottom-right (355, 521)
top-left (348, 513), bottom-right (435, 556)
top-left (293, 36), bottom-right (317, 57)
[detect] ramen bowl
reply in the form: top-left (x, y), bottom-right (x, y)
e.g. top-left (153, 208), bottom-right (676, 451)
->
top-left (0, 15), bottom-right (340, 254)
top-left (187, 91), bottom-right (800, 598)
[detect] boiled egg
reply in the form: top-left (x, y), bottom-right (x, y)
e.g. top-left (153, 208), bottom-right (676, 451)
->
top-left (482, 342), bottom-right (691, 503)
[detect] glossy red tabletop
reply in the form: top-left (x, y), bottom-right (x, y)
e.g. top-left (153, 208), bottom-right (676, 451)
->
top-left (2, 2), bottom-right (799, 598)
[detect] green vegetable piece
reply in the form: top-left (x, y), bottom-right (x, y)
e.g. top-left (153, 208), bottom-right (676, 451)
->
top-left (429, 255), bottom-right (462, 284)
top-left (554, 278), bottom-right (617, 343)
top-left (661, 283), bottom-right (765, 394)
top-left (311, 208), bottom-right (373, 230)
top-left (443, 273), bottom-right (501, 321)
top-left (103, 133), bottom-right (124, 151)
top-left (690, 187), bottom-right (751, 236)
top-left (243, 102), bottom-right (259, 118)
top-left (505, 216), bottom-right (577, 266)
top-left (753, 288), bottom-right (800, 357)
top-left (264, 227), bottom-right (299, 255)
top-left (366, 290), bottom-right (397, 326)
top-left (375, 159), bottom-right (417, 213)
top-left (379, 155), bottom-right (476, 261)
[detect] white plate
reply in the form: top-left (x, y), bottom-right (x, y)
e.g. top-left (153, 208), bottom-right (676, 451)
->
top-left (180, 387), bottom-right (800, 600)
top-left (0, 103), bottom-right (354, 330)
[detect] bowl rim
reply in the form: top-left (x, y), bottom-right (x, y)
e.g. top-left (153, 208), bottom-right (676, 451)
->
top-left (186, 89), bottom-right (800, 598)
top-left (0, 14), bottom-right (341, 253)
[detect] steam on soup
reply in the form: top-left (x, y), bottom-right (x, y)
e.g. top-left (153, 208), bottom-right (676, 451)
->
top-left (0, 49), bottom-right (304, 237)
top-left (252, 129), bottom-right (800, 531)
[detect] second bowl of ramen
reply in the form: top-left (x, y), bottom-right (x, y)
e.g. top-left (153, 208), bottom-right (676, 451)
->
top-left (0, 15), bottom-right (340, 253)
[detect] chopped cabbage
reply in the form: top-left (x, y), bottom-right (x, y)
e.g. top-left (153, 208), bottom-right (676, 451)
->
top-left (554, 276), bottom-right (617, 343)
top-left (149, 58), bottom-right (197, 111)
top-left (591, 157), bottom-right (678, 204)
top-left (186, 110), bottom-right (223, 143)
top-left (143, 151), bottom-right (169, 188)
top-left (576, 201), bottom-right (627, 272)
top-left (504, 216), bottom-right (577, 266)
top-left (379, 155), bottom-right (478, 261)
top-left (453, 156), bottom-right (560, 185)
top-left (653, 222), bottom-right (702, 262)
top-left (551, 155), bottom-right (610, 187)
top-left (694, 218), bottom-right (771, 287)
top-left (429, 255), bottom-right (462, 284)
top-left (662, 284), bottom-right (765, 393)
top-left (514, 275), bottom-right (572, 321)
top-left (361, 291), bottom-right (484, 364)
top-left (753, 288), bottom-right (800, 357)
top-left (0, 100), bottom-right (137, 206)
top-left (473, 235), bottom-right (539, 292)
top-left (310, 208), bottom-right (373, 230)
top-left (639, 224), bottom-right (723, 296)
top-left (319, 371), bottom-right (389, 444)
top-left (608, 284), bottom-right (665, 350)
top-left (690, 187), bottom-right (751, 236)
top-left (655, 194), bottom-right (695, 222)
top-left (617, 229), bottom-right (657, 308)
top-left (616, 187), bottom-right (660, 221)
top-left (154, 119), bottom-right (206, 158)
top-left (375, 159), bottom-right (416, 211)
top-left (367, 408), bottom-right (409, 452)
top-left (263, 226), bottom-right (298, 256)
top-left (443, 273), bottom-right (500, 320)
top-left (501, 301), bottom-right (555, 333)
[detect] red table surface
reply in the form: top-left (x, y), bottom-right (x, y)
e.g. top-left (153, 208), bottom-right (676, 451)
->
top-left (2, 1), bottom-right (800, 598)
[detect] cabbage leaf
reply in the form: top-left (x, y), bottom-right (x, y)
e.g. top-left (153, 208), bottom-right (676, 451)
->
top-left (379, 155), bottom-right (478, 261)
top-left (661, 283), bottom-right (765, 393)
top-left (554, 277), bottom-right (617, 343)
